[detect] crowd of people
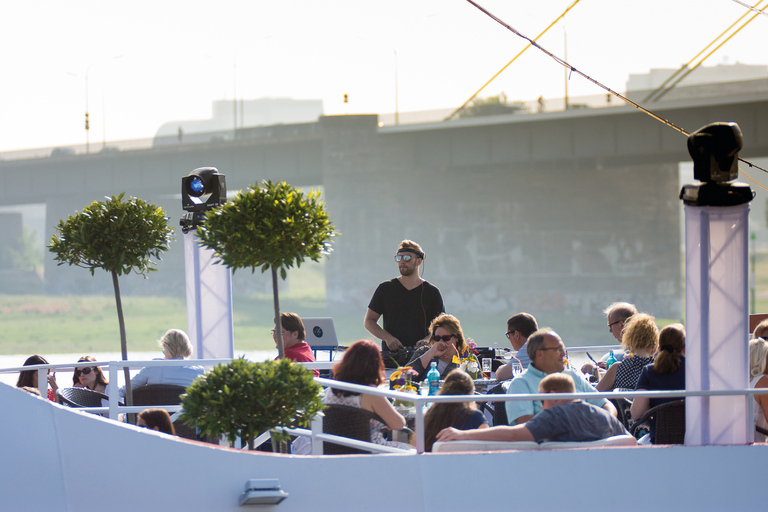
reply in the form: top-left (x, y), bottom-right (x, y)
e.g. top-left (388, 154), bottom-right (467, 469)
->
top-left (14, 239), bottom-right (768, 449)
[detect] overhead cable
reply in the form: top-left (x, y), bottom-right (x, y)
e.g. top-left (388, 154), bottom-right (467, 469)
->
top-left (644, 0), bottom-right (767, 102)
top-left (465, 0), bottom-right (768, 186)
top-left (445, 0), bottom-right (581, 121)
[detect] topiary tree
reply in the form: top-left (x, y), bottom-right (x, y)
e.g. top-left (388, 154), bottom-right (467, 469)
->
top-left (195, 180), bottom-right (337, 358)
top-left (180, 357), bottom-right (324, 449)
top-left (48, 193), bottom-right (174, 407)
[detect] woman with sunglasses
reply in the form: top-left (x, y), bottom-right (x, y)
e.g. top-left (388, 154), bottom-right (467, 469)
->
top-left (407, 313), bottom-right (467, 381)
top-left (74, 356), bottom-right (110, 397)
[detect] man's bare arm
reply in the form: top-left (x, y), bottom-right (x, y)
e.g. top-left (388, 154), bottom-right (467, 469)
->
top-left (436, 424), bottom-right (535, 443)
top-left (364, 308), bottom-right (402, 350)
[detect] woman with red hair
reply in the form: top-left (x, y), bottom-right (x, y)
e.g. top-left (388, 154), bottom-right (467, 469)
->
top-left (323, 340), bottom-right (408, 447)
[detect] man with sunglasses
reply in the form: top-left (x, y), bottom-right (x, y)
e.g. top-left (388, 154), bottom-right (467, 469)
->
top-left (581, 302), bottom-right (637, 374)
top-left (505, 328), bottom-right (616, 425)
top-left (364, 240), bottom-right (444, 351)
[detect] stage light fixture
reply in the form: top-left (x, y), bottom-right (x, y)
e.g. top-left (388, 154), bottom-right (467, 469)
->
top-left (182, 166), bottom-right (227, 212)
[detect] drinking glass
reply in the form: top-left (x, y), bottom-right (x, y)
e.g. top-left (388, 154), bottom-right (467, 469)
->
top-left (482, 358), bottom-right (492, 379)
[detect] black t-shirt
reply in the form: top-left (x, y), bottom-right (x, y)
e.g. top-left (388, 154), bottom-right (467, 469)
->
top-left (368, 278), bottom-right (444, 349)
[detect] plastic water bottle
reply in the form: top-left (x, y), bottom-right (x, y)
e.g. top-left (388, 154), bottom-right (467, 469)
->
top-left (427, 362), bottom-right (440, 396)
top-left (606, 350), bottom-right (617, 369)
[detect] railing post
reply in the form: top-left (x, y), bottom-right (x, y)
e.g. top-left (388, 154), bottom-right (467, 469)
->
top-left (311, 411), bottom-right (324, 455)
top-left (38, 368), bottom-right (47, 399)
top-left (108, 362), bottom-right (119, 419)
top-left (414, 399), bottom-right (426, 454)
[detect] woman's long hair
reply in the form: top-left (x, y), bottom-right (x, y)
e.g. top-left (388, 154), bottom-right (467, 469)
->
top-left (330, 340), bottom-right (385, 398)
top-left (654, 324), bottom-right (685, 375)
top-left (75, 355), bottom-right (108, 388)
top-left (423, 369), bottom-right (477, 452)
top-left (16, 355), bottom-right (48, 388)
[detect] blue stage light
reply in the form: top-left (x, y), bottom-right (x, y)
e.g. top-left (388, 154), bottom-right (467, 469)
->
top-left (189, 176), bottom-right (205, 195)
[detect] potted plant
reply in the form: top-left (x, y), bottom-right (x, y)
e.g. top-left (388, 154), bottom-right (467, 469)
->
top-left (180, 357), bottom-right (324, 450)
top-left (194, 180), bottom-right (338, 359)
top-left (49, 193), bottom-right (174, 407)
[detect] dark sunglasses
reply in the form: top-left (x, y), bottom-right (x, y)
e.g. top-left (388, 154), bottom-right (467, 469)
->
top-left (77, 367), bottom-right (96, 375)
top-left (394, 254), bottom-right (414, 262)
top-left (432, 334), bottom-right (455, 342)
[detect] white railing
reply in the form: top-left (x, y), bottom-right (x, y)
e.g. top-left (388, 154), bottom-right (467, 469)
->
top-left (5, 355), bottom-right (768, 454)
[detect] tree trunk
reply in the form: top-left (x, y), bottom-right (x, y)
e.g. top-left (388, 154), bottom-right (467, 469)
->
top-left (271, 265), bottom-right (284, 359)
top-left (112, 270), bottom-right (133, 413)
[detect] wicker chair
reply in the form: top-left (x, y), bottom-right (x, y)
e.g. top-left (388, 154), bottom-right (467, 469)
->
top-left (609, 397), bottom-right (634, 431)
top-left (632, 399), bottom-right (685, 444)
top-left (478, 382), bottom-right (509, 427)
top-left (322, 404), bottom-right (385, 454)
top-left (57, 387), bottom-right (109, 408)
top-left (131, 384), bottom-right (197, 440)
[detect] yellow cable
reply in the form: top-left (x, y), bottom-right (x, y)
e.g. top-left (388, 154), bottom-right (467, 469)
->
top-left (740, 166), bottom-right (768, 192)
top-left (446, 0), bottom-right (581, 120)
top-left (646, 0), bottom-right (766, 102)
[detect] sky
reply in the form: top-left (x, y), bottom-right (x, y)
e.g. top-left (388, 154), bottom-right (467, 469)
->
top-left (1, 0), bottom-right (766, 152)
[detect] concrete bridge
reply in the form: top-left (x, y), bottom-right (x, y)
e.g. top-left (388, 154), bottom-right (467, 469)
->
top-left (2, 91), bottom-right (767, 343)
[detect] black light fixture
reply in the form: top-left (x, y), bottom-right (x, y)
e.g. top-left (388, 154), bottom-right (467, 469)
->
top-left (182, 167), bottom-right (227, 212)
top-left (680, 122), bottom-right (753, 207)
top-left (180, 167), bottom-right (227, 233)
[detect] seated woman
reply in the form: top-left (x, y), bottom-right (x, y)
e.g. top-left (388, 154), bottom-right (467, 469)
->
top-left (323, 339), bottom-right (409, 447)
top-left (119, 329), bottom-right (204, 398)
top-left (594, 313), bottom-right (659, 392)
top-left (423, 369), bottom-right (488, 451)
top-left (75, 356), bottom-right (111, 406)
top-left (16, 355), bottom-right (58, 401)
top-left (749, 337), bottom-right (768, 442)
top-left (406, 313), bottom-right (466, 381)
top-left (752, 318), bottom-right (768, 340)
top-left (137, 408), bottom-right (176, 435)
top-left (630, 323), bottom-right (686, 444)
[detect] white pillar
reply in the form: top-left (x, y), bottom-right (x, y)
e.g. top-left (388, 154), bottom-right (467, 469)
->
top-left (684, 203), bottom-right (750, 445)
top-left (184, 231), bottom-right (234, 360)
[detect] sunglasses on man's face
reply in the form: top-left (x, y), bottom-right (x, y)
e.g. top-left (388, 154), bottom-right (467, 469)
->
top-left (77, 367), bottom-right (95, 376)
top-left (394, 254), bottom-right (414, 262)
top-left (432, 334), bottom-right (455, 342)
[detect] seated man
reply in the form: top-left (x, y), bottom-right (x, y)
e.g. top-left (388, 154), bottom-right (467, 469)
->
top-left (495, 312), bottom-right (538, 381)
top-left (437, 373), bottom-right (629, 444)
top-left (505, 328), bottom-right (616, 424)
top-left (581, 301), bottom-right (637, 374)
top-left (120, 329), bottom-right (204, 398)
top-left (274, 312), bottom-right (319, 377)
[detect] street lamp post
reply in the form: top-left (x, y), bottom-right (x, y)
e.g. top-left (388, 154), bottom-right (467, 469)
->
top-left (84, 55), bottom-right (123, 154)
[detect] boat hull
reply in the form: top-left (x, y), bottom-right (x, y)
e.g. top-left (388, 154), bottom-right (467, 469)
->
top-left (2, 382), bottom-right (763, 511)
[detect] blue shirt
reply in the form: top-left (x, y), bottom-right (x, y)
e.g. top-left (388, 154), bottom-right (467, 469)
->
top-left (119, 358), bottom-right (205, 397)
top-left (514, 341), bottom-right (532, 370)
top-left (505, 366), bottom-right (607, 425)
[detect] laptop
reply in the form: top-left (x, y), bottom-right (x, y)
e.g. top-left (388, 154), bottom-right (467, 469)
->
top-left (302, 317), bottom-right (339, 349)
